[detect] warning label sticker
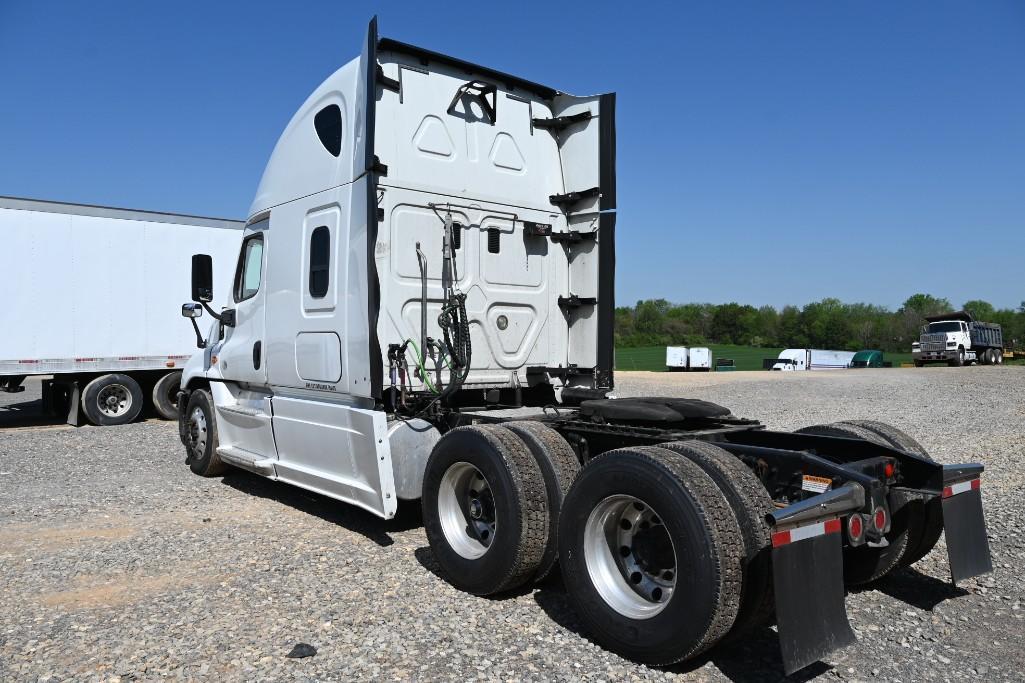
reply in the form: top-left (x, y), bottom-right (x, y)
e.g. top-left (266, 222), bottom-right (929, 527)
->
top-left (802, 474), bottom-right (832, 494)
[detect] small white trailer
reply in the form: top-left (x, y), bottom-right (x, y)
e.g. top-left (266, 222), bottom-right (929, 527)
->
top-left (0, 196), bottom-right (242, 425)
top-left (771, 349), bottom-right (855, 371)
top-left (688, 347), bottom-right (712, 371)
top-left (665, 346), bottom-right (688, 371)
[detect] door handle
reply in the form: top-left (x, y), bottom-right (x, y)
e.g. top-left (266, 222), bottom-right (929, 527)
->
top-left (253, 341), bottom-right (262, 370)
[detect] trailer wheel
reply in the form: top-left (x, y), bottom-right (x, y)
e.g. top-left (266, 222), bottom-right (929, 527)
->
top-left (151, 371), bottom-right (183, 421)
top-left (559, 446), bottom-right (743, 666)
top-left (796, 422), bottom-right (920, 584)
top-left (184, 388), bottom-right (226, 476)
top-left (81, 373), bottom-right (144, 426)
top-left (838, 420), bottom-right (943, 569)
top-left (502, 421), bottom-right (580, 582)
top-left (422, 425), bottom-right (548, 596)
top-left (660, 440), bottom-right (774, 636)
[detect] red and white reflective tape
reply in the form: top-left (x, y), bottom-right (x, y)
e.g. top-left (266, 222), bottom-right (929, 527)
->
top-left (772, 518), bottom-right (842, 548)
top-left (942, 479), bottom-right (980, 499)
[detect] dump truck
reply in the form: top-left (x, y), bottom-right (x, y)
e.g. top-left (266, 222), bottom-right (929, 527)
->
top-left (0, 195), bottom-right (242, 425)
top-left (175, 19), bottom-right (992, 675)
top-left (912, 311), bottom-right (1004, 366)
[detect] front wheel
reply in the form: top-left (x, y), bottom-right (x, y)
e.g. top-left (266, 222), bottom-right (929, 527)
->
top-left (183, 388), bottom-right (226, 476)
top-left (559, 446), bottom-right (743, 666)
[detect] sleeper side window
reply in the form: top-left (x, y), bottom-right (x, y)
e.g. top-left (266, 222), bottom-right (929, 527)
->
top-left (314, 104), bottom-right (342, 157)
top-left (234, 233), bottom-right (264, 302)
top-left (309, 226), bottom-right (330, 298)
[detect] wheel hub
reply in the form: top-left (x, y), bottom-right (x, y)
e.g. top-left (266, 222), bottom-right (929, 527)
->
top-left (583, 495), bottom-right (678, 619)
top-left (438, 462), bottom-right (497, 560)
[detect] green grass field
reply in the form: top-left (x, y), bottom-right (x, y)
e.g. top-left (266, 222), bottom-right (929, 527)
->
top-left (615, 345), bottom-right (914, 372)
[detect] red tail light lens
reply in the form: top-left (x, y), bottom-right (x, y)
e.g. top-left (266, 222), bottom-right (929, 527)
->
top-left (884, 462), bottom-right (895, 478)
top-left (873, 507), bottom-right (887, 532)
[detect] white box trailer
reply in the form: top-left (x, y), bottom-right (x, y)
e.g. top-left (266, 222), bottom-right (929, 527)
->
top-left (771, 348), bottom-right (855, 371)
top-left (665, 346), bottom-right (688, 370)
top-left (0, 196), bottom-right (242, 425)
top-left (688, 346), bottom-right (712, 371)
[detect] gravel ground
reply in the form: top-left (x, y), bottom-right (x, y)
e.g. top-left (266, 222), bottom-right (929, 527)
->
top-left (1, 368), bottom-right (1022, 682)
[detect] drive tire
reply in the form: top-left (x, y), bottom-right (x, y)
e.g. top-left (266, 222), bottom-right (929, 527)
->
top-left (995, 349), bottom-right (1003, 364)
top-left (660, 440), bottom-right (774, 636)
top-left (839, 420), bottom-right (942, 569)
top-left (795, 422), bottom-right (921, 584)
top-left (81, 373), bottom-right (144, 426)
top-left (184, 388), bottom-right (226, 477)
top-left (559, 446), bottom-right (744, 666)
top-left (503, 421), bottom-right (580, 582)
top-left (422, 425), bottom-right (548, 596)
top-left (151, 371), bottom-right (183, 421)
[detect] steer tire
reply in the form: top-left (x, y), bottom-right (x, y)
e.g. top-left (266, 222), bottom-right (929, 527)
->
top-left (795, 422), bottom-right (920, 584)
top-left (559, 446), bottom-right (744, 666)
top-left (81, 373), bottom-right (144, 426)
top-left (839, 420), bottom-right (943, 569)
top-left (503, 421), bottom-right (580, 582)
top-left (660, 440), bottom-right (774, 637)
top-left (422, 425), bottom-right (549, 596)
top-left (152, 371), bottom-right (183, 421)
top-left (183, 388), bottom-right (226, 476)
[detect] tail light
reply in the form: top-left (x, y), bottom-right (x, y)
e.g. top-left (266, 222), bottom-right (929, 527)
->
top-left (847, 514), bottom-right (866, 546)
top-left (872, 507), bottom-right (889, 533)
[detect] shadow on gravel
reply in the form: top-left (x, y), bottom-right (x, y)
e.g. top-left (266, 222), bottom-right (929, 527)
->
top-left (856, 567), bottom-right (968, 611)
top-left (412, 546), bottom-right (538, 601)
top-left (221, 471), bottom-right (423, 546)
top-left (533, 577), bottom-right (830, 683)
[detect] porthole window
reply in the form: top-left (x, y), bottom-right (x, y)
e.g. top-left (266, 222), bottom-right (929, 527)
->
top-left (314, 104), bottom-right (342, 157)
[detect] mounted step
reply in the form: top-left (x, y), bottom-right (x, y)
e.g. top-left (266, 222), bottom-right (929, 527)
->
top-left (549, 187), bottom-right (599, 211)
top-left (216, 446), bottom-right (276, 476)
top-left (531, 110), bottom-right (591, 132)
top-left (558, 294), bottom-right (597, 310)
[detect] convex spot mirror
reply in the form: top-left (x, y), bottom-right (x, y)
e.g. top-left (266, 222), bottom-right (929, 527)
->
top-left (191, 254), bottom-right (214, 303)
top-left (182, 303), bottom-right (203, 319)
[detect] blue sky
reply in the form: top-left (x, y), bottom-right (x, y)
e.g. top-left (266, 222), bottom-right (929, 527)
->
top-left (1, 1), bottom-right (1022, 309)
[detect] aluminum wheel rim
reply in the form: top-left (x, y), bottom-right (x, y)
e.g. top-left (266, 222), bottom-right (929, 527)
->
top-left (438, 462), bottom-right (496, 560)
top-left (97, 384), bottom-right (132, 417)
top-left (188, 406), bottom-right (208, 459)
top-left (583, 494), bottom-right (677, 619)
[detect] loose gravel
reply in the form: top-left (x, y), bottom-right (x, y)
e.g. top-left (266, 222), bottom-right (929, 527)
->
top-left (1, 368), bottom-right (1022, 681)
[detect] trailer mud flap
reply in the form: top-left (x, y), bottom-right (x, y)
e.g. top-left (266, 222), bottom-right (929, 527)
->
top-left (942, 479), bottom-right (992, 582)
top-left (772, 519), bottom-right (855, 675)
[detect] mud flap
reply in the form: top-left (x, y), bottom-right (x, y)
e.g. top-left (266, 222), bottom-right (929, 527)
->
top-left (942, 480), bottom-right (992, 582)
top-left (772, 523), bottom-right (855, 675)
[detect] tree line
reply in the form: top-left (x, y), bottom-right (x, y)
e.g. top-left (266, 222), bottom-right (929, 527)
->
top-left (615, 294), bottom-right (1025, 352)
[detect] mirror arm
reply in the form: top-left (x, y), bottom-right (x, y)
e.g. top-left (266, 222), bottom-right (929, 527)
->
top-left (198, 301), bottom-right (235, 327)
top-left (189, 317), bottom-right (207, 349)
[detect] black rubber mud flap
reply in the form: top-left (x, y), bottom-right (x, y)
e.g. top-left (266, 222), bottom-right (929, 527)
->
top-left (772, 525), bottom-right (856, 675)
top-left (942, 480), bottom-right (992, 583)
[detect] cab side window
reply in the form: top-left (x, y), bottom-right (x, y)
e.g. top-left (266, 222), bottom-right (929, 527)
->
top-left (234, 233), bottom-right (265, 302)
top-left (309, 226), bottom-right (330, 298)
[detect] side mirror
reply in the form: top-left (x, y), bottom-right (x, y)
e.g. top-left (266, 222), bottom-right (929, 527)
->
top-left (191, 254), bottom-right (214, 303)
top-left (182, 303), bottom-right (203, 319)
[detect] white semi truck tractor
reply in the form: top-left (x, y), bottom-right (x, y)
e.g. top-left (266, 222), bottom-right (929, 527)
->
top-left (912, 311), bottom-right (1004, 367)
top-left (175, 19), bottom-right (992, 675)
